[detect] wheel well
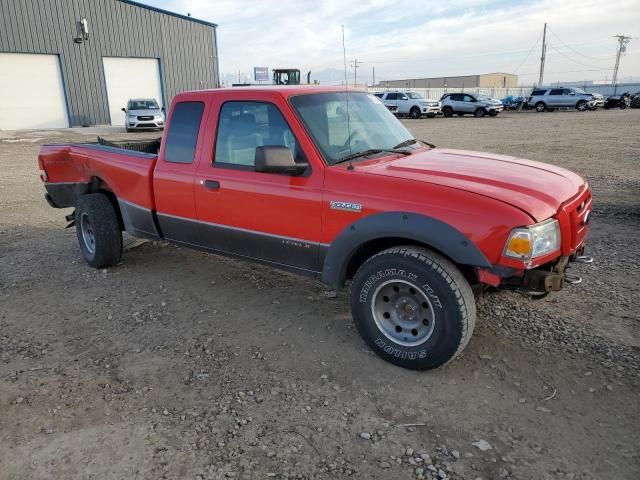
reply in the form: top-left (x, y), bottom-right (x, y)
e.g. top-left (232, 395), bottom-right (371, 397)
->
top-left (343, 237), bottom-right (479, 286)
top-left (88, 177), bottom-right (124, 231)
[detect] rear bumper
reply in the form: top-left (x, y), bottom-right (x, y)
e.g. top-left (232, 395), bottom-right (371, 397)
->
top-left (44, 182), bottom-right (89, 208)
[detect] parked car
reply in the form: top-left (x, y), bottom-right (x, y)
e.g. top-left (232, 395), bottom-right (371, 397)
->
top-left (39, 86), bottom-right (592, 371)
top-left (373, 93), bottom-right (399, 114)
top-left (604, 93), bottom-right (631, 109)
top-left (376, 91), bottom-right (441, 118)
top-left (122, 98), bottom-right (165, 132)
top-left (501, 95), bottom-right (526, 110)
top-left (440, 93), bottom-right (503, 117)
top-left (527, 87), bottom-right (593, 112)
top-left (587, 92), bottom-right (605, 110)
top-left (630, 92), bottom-right (640, 108)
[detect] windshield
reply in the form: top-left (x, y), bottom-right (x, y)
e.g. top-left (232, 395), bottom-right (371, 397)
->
top-left (290, 92), bottom-right (414, 165)
top-left (406, 92), bottom-right (424, 99)
top-left (128, 100), bottom-right (160, 110)
top-left (476, 94), bottom-right (491, 101)
top-left (572, 88), bottom-right (587, 94)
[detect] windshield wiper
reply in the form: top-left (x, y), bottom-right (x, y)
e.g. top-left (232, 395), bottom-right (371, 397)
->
top-left (335, 148), bottom-right (411, 165)
top-left (393, 138), bottom-right (436, 149)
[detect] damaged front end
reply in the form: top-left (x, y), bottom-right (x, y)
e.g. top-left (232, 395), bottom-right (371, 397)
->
top-left (479, 248), bottom-right (592, 298)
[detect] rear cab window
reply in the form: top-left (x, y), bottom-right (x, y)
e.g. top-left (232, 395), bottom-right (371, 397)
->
top-left (164, 102), bottom-right (205, 163)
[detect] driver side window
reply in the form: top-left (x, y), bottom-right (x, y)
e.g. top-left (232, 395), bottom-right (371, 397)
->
top-left (214, 101), bottom-right (303, 168)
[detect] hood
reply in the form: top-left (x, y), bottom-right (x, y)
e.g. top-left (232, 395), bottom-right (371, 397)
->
top-left (359, 148), bottom-right (586, 222)
top-left (128, 109), bottom-right (163, 116)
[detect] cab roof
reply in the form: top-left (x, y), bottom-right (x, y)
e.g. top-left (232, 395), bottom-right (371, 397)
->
top-left (177, 85), bottom-right (367, 99)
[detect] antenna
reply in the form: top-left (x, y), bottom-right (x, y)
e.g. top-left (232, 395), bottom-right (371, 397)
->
top-left (342, 25), bottom-right (353, 169)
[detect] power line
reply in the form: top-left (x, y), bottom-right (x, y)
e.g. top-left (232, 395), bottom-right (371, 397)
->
top-left (612, 35), bottom-right (632, 85)
top-left (350, 59), bottom-right (364, 86)
top-left (512, 30), bottom-right (543, 73)
top-left (547, 26), bottom-right (606, 61)
top-left (547, 43), bottom-right (609, 70)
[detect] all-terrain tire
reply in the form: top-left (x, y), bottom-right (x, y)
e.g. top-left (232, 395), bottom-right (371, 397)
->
top-left (75, 193), bottom-right (122, 268)
top-left (350, 247), bottom-right (476, 370)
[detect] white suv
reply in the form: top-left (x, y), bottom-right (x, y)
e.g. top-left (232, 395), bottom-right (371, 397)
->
top-left (375, 91), bottom-right (441, 118)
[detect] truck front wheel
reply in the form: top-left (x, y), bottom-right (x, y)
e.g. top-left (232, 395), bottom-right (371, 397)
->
top-left (75, 193), bottom-right (122, 268)
top-left (350, 247), bottom-right (476, 370)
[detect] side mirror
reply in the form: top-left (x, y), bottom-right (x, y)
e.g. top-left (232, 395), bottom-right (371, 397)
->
top-left (121, 107), bottom-right (127, 112)
top-left (255, 146), bottom-right (307, 175)
top-left (569, 92), bottom-right (575, 95)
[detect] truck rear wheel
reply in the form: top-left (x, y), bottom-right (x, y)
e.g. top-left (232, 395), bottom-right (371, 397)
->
top-left (350, 247), bottom-right (476, 370)
top-left (75, 193), bottom-right (122, 268)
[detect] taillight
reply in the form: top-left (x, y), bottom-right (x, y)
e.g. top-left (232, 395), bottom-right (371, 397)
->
top-left (38, 157), bottom-right (48, 182)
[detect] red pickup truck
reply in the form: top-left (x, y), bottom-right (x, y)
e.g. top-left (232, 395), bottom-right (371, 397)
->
top-left (38, 86), bottom-right (592, 370)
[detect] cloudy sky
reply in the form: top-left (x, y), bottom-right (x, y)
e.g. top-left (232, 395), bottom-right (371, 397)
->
top-left (147, 0), bottom-right (639, 86)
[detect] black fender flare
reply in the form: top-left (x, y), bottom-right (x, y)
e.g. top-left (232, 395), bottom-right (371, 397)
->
top-left (321, 212), bottom-right (491, 287)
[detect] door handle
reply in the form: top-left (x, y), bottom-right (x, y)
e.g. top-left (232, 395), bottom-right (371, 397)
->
top-left (200, 179), bottom-right (220, 191)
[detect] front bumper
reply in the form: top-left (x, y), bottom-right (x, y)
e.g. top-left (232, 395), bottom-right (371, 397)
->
top-left (479, 246), bottom-right (590, 294)
top-left (422, 105), bottom-right (441, 115)
top-left (127, 119), bottom-right (164, 129)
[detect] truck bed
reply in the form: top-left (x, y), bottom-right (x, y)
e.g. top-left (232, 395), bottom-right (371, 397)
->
top-left (39, 141), bottom-right (158, 211)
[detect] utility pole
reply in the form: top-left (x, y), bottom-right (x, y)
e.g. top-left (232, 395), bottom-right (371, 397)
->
top-left (350, 59), bottom-right (363, 87)
top-left (612, 35), bottom-right (632, 86)
top-left (538, 22), bottom-right (547, 87)
top-left (372, 65), bottom-right (375, 87)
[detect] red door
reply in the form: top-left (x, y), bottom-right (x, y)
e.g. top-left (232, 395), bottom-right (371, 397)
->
top-left (153, 100), bottom-right (208, 245)
top-left (194, 93), bottom-right (324, 273)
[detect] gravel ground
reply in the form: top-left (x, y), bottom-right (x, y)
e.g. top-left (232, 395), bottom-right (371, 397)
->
top-left (0, 109), bottom-right (639, 480)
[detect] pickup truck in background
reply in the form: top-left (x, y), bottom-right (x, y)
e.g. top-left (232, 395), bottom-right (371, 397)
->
top-left (38, 86), bottom-right (592, 370)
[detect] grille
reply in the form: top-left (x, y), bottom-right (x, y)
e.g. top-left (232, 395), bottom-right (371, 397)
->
top-left (137, 115), bottom-right (154, 121)
top-left (562, 189), bottom-right (592, 252)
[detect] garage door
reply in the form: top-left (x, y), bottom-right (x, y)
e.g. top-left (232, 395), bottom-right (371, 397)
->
top-left (0, 53), bottom-right (69, 130)
top-left (103, 57), bottom-right (163, 126)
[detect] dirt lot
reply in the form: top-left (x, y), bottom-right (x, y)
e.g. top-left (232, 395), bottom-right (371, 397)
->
top-left (1, 109), bottom-right (639, 480)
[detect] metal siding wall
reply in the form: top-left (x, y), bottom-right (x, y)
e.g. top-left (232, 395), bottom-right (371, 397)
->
top-left (0, 0), bottom-right (218, 127)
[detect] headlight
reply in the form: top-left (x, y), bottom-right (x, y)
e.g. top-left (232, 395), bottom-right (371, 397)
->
top-left (504, 218), bottom-right (561, 261)
top-left (128, 115), bottom-right (136, 120)
top-left (419, 102), bottom-right (429, 106)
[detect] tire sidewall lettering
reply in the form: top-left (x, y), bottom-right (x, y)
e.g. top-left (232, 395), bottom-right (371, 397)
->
top-left (359, 268), bottom-right (418, 303)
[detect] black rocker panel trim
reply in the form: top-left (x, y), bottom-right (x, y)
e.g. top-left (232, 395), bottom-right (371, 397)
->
top-left (156, 213), bottom-right (322, 273)
top-left (321, 211), bottom-right (492, 287)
